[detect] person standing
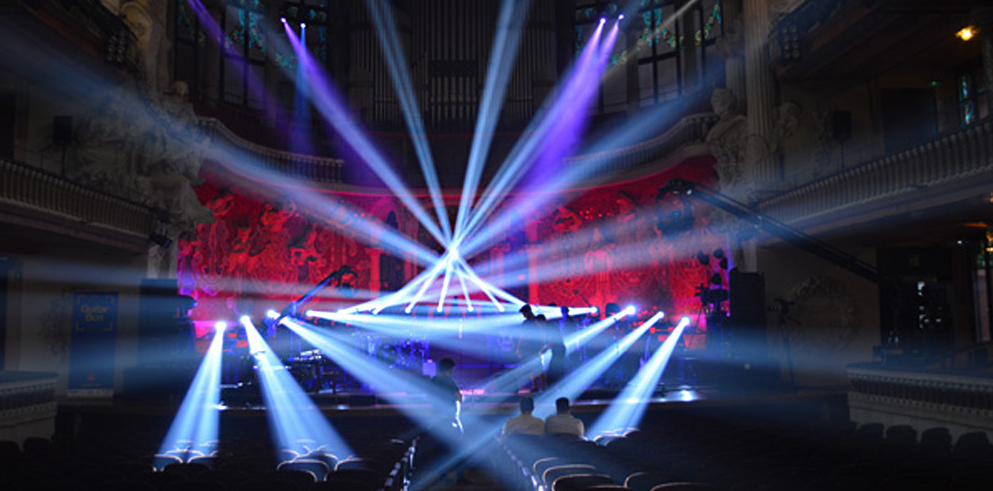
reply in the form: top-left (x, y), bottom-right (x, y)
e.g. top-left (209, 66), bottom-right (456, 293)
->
top-left (419, 358), bottom-right (466, 484)
top-left (518, 305), bottom-right (543, 392)
top-left (430, 357), bottom-right (463, 435)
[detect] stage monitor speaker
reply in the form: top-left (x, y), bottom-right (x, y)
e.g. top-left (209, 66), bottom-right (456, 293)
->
top-left (53, 115), bottom-right (72, 145)
top-left (832, 110), bottom-right (852, 141)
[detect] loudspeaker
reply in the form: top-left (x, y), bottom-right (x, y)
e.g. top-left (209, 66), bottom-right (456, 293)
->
top-left (138, 278), bottom-right (194, 362)
top-left (53, 115), bottom-right (72, 145)
top-left (831, 111), bottom-right (852, 141)
top-left (723, 270), bottom-right (776, 390)
top-left (729, 270), bottom-right (766, 330)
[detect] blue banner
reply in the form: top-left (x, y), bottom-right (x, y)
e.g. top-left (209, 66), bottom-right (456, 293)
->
top-left (68, 292), bottom-right (118, 397)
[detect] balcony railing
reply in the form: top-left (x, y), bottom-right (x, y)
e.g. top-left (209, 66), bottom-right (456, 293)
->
top-left (200, 113), bottom-right (716, 186)
top-left (848, 363), bottom-right (993, 438)
top-left (0, 372), bottom-right (57, 435)
top-left (198, 118), bottom-right (344, 183)
top-left (757, 120), bottom-right (993, 224)
top-left (0, 157), bottom-right (157, 239)
top-left (563, 113), bottom-right (718, 175)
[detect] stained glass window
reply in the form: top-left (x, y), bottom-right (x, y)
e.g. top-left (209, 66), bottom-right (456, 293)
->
top-left (577, 0), bottom-right (722, 110)
top-left (957, 67), bottom-right (989, 127)
top-left (222, 1), bottom-right (267, 108)
top-left (173, 0), bottom-right (205, 93)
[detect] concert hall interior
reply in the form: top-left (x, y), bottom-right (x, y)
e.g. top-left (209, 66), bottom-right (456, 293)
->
top-left (1, 1), bottom-right (992, 490)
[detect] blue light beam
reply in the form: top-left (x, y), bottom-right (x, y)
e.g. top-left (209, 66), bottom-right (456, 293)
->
top-left (534, 312), bottom-right (665, 414)
top-left (157, 321), bottom-right (225, 459)
top-left (588, 316), bottom-right (691, 437)
top-left (365, 0), bottom-right (451, 242)
top-left (454, 0), bottom-right (533, 239)
top-left (241, 317), bottom-right (352, 457)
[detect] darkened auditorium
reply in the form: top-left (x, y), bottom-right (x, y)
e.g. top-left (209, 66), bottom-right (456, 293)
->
top-left (1, 1), bottom-right (991, 490)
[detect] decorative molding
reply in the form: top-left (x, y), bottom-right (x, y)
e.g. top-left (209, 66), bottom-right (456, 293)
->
top-left (757, 120), bottom-right (993, 226)
top-left (848, 365), bottom-right (993, 434)
top-left (0, 375), bottom-right (58, 428)
top-left (788, 275), bottom-right (857, 352)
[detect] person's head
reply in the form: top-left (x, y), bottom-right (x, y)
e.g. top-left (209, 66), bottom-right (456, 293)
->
top-left (438, 358), bottom-right (456, 375)
top-left (519, 395), bottom-right (535, 415)
top-left (555, 397), bottom-right (571, 414)
top-left (519, 304), bottom-right (534, 320)
top-left (535, 314), bottom-right (547, 323)
top-left (560, 306), bottom-right (570, 318)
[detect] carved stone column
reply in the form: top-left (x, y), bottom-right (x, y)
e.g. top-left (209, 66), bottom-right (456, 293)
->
top-left (742, 0), bottom-right (779, 190)
top-left (147, 241), bottom-right (178, 279)
top-left (717, 0), bottom-right (746, 109)
top-left (369, 249), bottom-right (382, 297)
top-left (121, 0), bottom-right (171, 91)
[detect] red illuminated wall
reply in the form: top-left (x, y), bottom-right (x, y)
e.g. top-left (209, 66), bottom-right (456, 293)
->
top-left (178, 156), bottom-right (726, 340)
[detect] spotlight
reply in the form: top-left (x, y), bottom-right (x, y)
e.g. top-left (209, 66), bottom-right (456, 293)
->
top-left (619, 14), bottom-right (625, 20)
top-left (300, 22), bottom-right (306, 28)
top-left (624, 305), bottom-right (636, 315)
top-left (280, 17), bottom-right (286, 23)
top-left (214, 321), bottom-right (227, 333)
top-left (266, 309), bottom-right (279, 319)
top-left (239, 315), bottom-right (251, 325)
top-left (304, 309), bottom-right (315, 318)
top-left (696, 251), bottom-right (710, 266)
top-left (956, 26), bottom-right (977, 42)
top-left (600, 18), bottom-right (606, 24)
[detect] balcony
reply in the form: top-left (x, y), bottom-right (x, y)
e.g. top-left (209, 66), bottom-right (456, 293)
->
top-left (0, 371), bottom-right (57, 443)
top-left (564, 113), bottom-right (718, 179)
top-left (0, 157), bottom-right (158, 251)
top-left (770, 0), bottom-right (985, 84)
top-left (848, 363), bottom-right (993, 439)
top-left (198, 110), bottom-right (716, 187)
top-left (756, 119), bottom-right (993, 231)
top-left (198, 118), bottom-right (344, 184)
top-left (9, 0), bottom-right (140, 74)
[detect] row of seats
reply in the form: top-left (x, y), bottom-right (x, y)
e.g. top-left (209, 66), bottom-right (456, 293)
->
top-left (497, 417), bottom-right (993, 491)
top-left (1, 433), bottom-right (415, 491)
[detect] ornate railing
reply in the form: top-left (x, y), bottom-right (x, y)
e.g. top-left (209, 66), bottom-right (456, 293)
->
top-left (564, 113), bottom-right (718, 175)
top-left (757, 120), bottom-right (993, 224)
top-left (198, 118), bottom-right (344, 183)
top-left (848, 364), bottom-right (993, 436)
top-left (0, 372), bottom-right (58, 430)
top-left (0, 157), bottom-right (157, 238)
top-left (197, 111), bottom-right (715, 186)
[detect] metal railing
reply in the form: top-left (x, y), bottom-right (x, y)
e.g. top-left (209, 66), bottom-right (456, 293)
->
top-left (198, 118), bottom-right (344, 183)
top-left (757, 119), bottom-right (993, 224)
top-left (0, 157), bottom-right (157, 238)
